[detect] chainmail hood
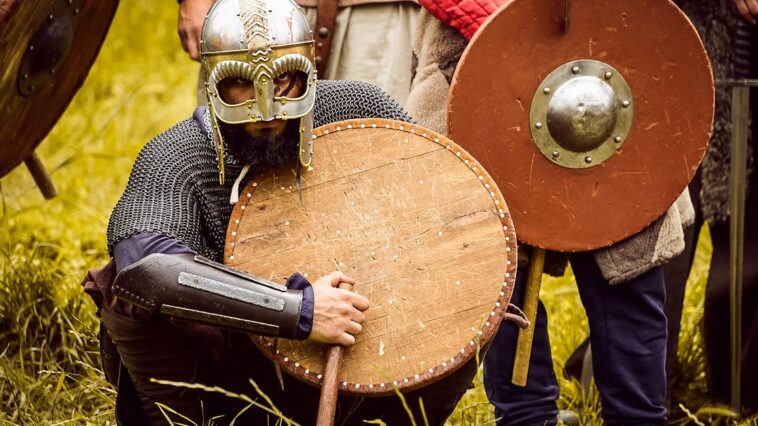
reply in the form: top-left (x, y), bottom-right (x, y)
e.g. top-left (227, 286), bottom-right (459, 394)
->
top-left (107, 80), bottom-right (413, 261)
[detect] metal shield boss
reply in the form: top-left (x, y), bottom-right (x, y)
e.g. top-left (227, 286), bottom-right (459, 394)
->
top-left (449, 0), bottom-right (715, 251)
top-left (0, 0), bottom-right (119, 178)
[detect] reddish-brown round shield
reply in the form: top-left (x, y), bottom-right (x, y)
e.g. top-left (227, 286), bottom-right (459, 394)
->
top-left (449, 0), bottom-right (714, 251)
top-left (0, 0), bottom-right (119, 177)
top-left (225, 119), bottom-right (518, 395)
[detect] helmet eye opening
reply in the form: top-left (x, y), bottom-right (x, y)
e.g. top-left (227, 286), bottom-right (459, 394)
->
top-left (217, 70), bottom-right (308, 105)
top-left (217, 77), bottom-right (256, 105)
top-left (273, 70), bottom-right (308, 99)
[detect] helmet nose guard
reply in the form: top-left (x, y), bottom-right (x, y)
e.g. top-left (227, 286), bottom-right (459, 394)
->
top-left (200, 0), bottom-right (316, 184)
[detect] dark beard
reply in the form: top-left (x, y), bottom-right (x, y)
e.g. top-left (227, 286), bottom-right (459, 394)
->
top-left (219, 121), bottom-right (299, 168)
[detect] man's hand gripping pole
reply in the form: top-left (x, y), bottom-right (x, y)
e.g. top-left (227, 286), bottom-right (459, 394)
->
top-left (317, 280), bottom-right (354, 426)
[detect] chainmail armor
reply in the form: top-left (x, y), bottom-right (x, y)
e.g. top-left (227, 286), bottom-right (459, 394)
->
top-left (312, 80), bottom-right (414, 126)
top-left (678, 0), bottom-right (754, 223)
top-left (107, 80), bottom-right (414, 261)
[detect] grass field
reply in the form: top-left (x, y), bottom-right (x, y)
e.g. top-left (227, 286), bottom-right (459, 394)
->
top-left (0, 1), bottom-right (755, 424)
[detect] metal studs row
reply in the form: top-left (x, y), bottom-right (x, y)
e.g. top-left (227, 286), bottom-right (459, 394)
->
top-left (273, 346), bottom-right (474, 391)
top-left (112, 285), bottom-right (157, 310)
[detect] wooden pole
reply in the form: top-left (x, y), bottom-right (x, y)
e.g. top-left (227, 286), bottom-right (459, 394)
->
top-left (24, 151), bottom-right (57, 199)
top-left (316, 281), bottom-right (353, 426)
top-left (511, 247), bottom-right (545, 386)
top-left (729, 84), bottom-right (748, 415)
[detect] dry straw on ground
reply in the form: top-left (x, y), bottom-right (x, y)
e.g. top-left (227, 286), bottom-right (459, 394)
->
top-left (1, 1), bottom-right (755, 424)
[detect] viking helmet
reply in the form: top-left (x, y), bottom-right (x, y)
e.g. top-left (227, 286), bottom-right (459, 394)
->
top-left (200, 0), bottom-right (316, 184)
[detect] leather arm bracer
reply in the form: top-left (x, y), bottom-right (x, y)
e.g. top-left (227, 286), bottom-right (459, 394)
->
top-left (112, 253), bottom-right (303, 338)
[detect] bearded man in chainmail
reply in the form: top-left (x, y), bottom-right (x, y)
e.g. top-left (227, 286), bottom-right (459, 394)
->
top-left (85, 0), bottom-right (477, 424)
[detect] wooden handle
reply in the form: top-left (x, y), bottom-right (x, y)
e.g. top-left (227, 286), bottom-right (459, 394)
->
top-left (316, 282), bottom-right (354, 426)
top-left (729, 84), bottom-right (748, 415)
top-left (24, 152), bottom-right (57, 199)
top-left (511, 247), bottom-right (545, 386)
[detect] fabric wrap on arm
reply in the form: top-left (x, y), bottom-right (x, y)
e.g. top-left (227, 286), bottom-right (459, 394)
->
top-left (113, 233), bottom-right (197, 273)
top-left (286, 273), bottom-right (314, 340)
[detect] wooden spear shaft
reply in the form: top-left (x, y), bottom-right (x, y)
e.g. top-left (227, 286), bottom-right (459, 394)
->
top-left (316, 281), bottom-right (353, 426)
top-left (511, 247), bottom-right (545, 386)
top-left (729, 84), bottom-right (748, 415)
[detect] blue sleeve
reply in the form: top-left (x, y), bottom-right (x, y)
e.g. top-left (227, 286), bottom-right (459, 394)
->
top-left (285, 273), bottom-right (314, 341)
top-left (113, 233), bottom-right (196, 273)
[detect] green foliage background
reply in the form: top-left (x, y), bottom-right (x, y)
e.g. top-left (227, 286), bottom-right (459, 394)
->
top-left (0, 1), bottom-right (753, 424)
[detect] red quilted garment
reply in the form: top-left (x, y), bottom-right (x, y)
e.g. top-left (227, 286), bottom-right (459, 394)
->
top-left (419, 0), bottom-right (510, 39)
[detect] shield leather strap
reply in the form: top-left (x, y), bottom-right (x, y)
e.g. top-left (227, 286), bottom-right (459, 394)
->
top-left (225, 119), bottom-right (518, 396)
top-left (314, 0), bottom-right (338, 77)
top-left (0, 0), bottom-right (119, 179)
top-left (448, 0), bottom-right (714, 252)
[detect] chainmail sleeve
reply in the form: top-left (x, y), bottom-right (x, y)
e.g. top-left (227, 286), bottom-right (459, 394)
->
top-left (313, 80), bottom-right (415, 126)
top-left (106, 117), bottom-right (234, 260)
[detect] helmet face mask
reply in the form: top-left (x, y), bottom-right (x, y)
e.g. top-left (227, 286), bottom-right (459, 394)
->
top-left (200, 0), bottom-right (316, 184)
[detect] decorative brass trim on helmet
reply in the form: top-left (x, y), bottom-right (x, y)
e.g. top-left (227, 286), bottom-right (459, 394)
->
top-left (272, 54), bottom-right (314, 82)
top-left (238, 0), bottom-right (271, 53)
top-left (210, 61), bottom-right (256, 88)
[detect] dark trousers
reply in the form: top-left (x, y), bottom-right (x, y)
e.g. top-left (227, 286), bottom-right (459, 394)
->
top-left (484, 252), bottom-right (667, 426)
top-left (100, 302), bottom-right (478, 426)
top-left (564, 176), bottom-right (701, 406)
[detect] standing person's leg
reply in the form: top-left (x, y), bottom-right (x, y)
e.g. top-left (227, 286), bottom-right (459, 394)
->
top-left (483, 267), bottom-right (560, 426)
top-left (567, 181), bottom-right (701, 397)
top-left (662, 174), bottom-right (702, 390)
top-left (571, 253), bottom-right (667, 426)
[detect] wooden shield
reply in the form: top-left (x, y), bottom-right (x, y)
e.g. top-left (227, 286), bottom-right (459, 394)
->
top-left (449, 0), bottom-right (714, 251)
top-left (0, 0), bottom-right (119, 177)
top-left (225, 119), bottom-right (518, 395)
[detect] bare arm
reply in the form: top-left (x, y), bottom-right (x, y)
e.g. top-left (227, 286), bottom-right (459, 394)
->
top-left (178, 0), bottom-right (214, 61)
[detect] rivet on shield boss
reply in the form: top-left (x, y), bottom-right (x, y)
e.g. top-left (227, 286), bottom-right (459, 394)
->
top-left (0, 0), bottom-right (119, 199)
top-left (448, 0), bottom-right (714, 386)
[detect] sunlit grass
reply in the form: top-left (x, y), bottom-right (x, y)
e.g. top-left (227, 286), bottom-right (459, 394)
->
top-left (1, 1), bottom-right (196, 423)
top-left (1, 1), bottom-right (755, 424)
